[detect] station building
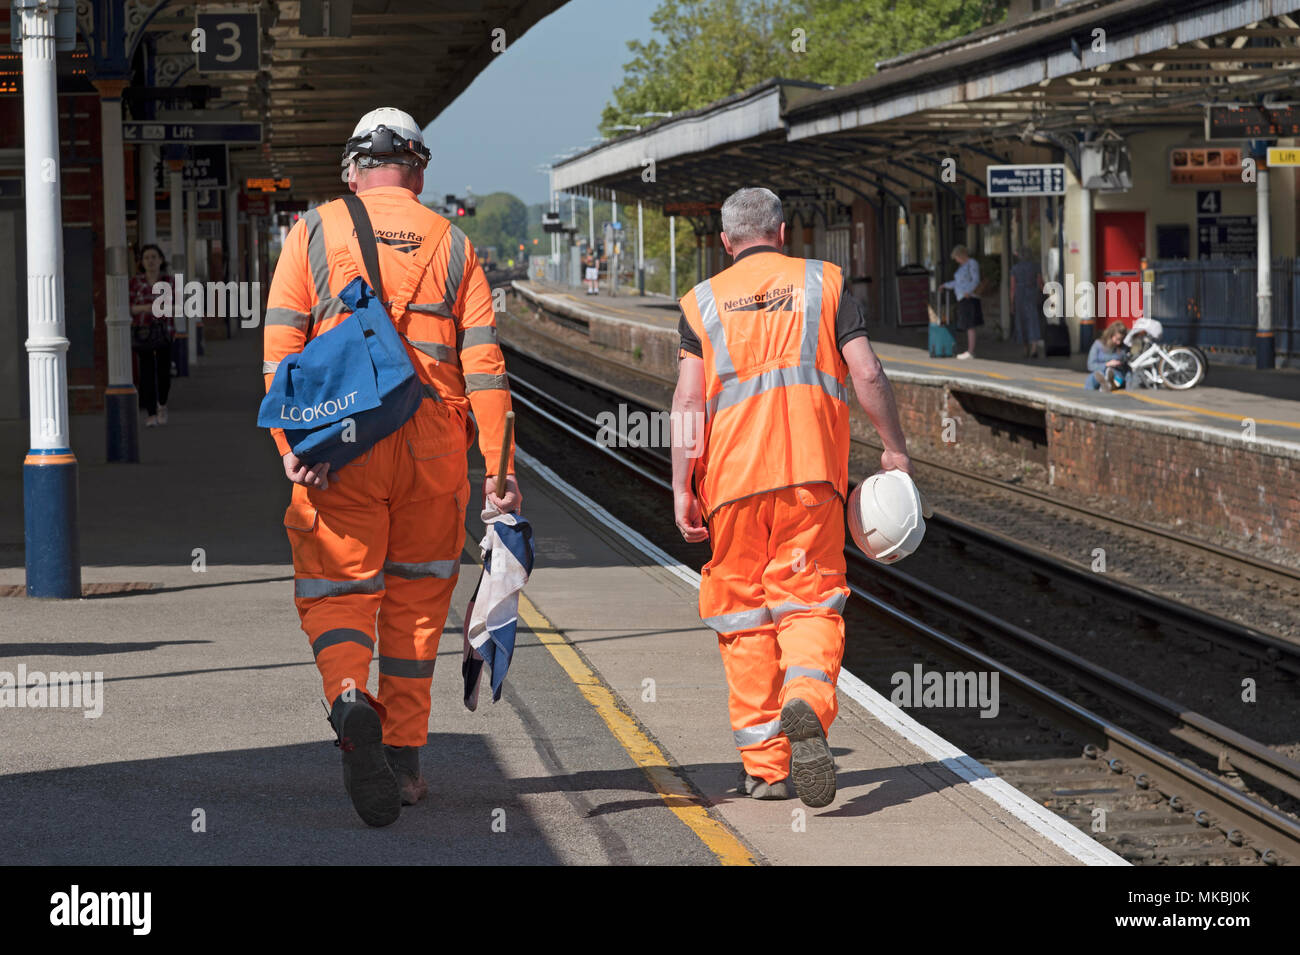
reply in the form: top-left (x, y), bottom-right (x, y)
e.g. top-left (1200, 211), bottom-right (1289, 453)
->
top-left (551, 0), bottom-right (1300, 368)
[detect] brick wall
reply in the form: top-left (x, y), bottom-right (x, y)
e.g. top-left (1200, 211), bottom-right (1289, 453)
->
top-left (1050, 413), bottom-right (1300, 550)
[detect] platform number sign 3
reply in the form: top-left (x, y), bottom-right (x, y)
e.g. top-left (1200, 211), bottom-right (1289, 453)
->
top-left (1197, 190), bottom-right (1221, 215)
top-left (195, 8), bottom-right (261, 73)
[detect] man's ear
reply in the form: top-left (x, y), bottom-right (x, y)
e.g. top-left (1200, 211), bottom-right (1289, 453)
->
top-left (720, 231), bottom-right (733, 257)
top-left (778, 222), bottom-right (786, 248)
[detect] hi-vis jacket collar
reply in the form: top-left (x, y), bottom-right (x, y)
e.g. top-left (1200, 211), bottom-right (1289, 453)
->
top-left (354, 186), bottom-right (419, 201)
top-left (732, 245), bottom-right (784, 261)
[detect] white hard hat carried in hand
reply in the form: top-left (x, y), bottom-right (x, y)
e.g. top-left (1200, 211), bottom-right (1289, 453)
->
top-left (848, 470), bottom-right (926, 563)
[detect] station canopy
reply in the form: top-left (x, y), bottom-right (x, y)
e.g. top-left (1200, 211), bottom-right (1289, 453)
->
top-left (134, 0), bottom-right (567, 197)
top-left (551, 0), bottom-right (1300, 215)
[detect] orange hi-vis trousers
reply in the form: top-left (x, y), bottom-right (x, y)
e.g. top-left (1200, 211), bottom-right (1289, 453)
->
top-left (285, 401), bottom-right (469, 747)
top-left (699, 482), bottom-right (849, 784)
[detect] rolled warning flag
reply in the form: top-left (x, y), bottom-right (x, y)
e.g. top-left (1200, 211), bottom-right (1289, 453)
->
top-left (494, 411), bottom-right (515, 497)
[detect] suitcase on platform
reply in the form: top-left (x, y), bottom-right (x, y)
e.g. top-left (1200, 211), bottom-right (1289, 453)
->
top-left (1044, 320), bottom-right (1071, 357)
top-left (929, 287), bottom-right (956, 357)
top-left (928, 321), bottom-right (956, 358)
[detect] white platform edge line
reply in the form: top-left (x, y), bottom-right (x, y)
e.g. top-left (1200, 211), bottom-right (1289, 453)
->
top-left (517, 445), bottom-right (1129, 866)
top-left (835, 669), bottom-right (1128, 866)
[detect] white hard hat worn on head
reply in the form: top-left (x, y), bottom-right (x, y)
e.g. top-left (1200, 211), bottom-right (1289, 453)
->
top-left (848, 470), bottom-right (926, 563)
top-left (340, 107), bottom-right (431, 183)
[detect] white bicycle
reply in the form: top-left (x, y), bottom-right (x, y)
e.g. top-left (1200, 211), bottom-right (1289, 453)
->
top-left (1121, 318), bottom-right (1206, 391)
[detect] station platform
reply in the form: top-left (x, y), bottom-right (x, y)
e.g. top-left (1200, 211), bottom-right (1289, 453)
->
top-left (514, 280), bottom-right (1300, 556)
top-left (517, 279), bottom-right (1300, 445)
top-left (0, 333), bottom-right (1119, 865)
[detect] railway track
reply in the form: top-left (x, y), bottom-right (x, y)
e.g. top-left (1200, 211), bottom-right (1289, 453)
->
top-left (499, 338), bottom-right (1300, 865)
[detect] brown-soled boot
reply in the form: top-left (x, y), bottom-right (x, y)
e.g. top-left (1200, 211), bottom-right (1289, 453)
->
top-left (385, 744), bottom-right (428, 806)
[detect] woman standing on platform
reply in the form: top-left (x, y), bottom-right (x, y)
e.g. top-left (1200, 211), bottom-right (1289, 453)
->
top-left (129, 244), bottom-right (175, 428)
top-left (942, 245), bottom-right (982, 360)
top-left (1010, 247), bottom-right (1045, 358)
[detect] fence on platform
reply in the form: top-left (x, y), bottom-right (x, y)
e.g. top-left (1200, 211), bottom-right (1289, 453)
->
top-left (1149, 258), bottom-right (1299, 359)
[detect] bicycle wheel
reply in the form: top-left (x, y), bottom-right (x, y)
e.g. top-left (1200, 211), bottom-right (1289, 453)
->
top-left (1159, 347), bottom-right (1205, 390)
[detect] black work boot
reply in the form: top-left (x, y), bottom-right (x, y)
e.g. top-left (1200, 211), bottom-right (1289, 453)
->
top-left (384, 744), bottom-right (429, 806)
top-left (781, 698), bottom-right (836, 808)
top-left (327, 695), bottom-right (401, 827)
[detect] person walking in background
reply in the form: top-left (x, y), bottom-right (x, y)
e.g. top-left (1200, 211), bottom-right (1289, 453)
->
top-left (941, 245), bottom-right (982, 360)
top-left (129, 243), bottom-right (175, 428)
top-left (583, 250), bottom-right (599, 295)
top-left (1086, 320), bottom-right (1129, 391)
top-left (672, 186), bottom-right (912, 808)
top-left (1010, 246), bottom-right (1044, 358)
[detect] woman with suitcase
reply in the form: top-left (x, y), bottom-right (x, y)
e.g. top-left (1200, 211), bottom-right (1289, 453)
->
top-left (941, 245), bottom-right (982, 360)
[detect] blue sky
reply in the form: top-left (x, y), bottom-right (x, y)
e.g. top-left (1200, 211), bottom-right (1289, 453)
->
top-left (420, 0), bottom-right (659, 207)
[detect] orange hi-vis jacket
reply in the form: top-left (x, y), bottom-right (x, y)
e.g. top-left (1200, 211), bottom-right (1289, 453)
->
top-left (678, 252), bottom-right (851, 517)
top-left (263, 186), bottom-right (514, 475)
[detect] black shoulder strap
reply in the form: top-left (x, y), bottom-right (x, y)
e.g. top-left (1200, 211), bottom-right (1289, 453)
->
top-left (341, 192), bottom-right (386, 305)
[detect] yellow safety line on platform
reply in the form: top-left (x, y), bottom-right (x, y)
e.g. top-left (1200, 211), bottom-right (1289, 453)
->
top-left (459, 537), bottom-right (755, 865)
top-left (1123, 392), bottom-right (1300, 430)
top-left (514, 594), bottom-right (757, 866)
top-left (879, 355), bottom-right (1011, 379)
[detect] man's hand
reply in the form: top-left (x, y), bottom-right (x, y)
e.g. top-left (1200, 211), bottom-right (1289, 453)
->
top-left (1106, 359), bottom-right (1123, 368)
top-left (484, 474), bottom-right (522, 513)
top-left (675, 489), bottom-right (709, 543)
top-left (283, 452), bottom-right (331, 489)
top-left (880, 449), bottom-right (914, 476)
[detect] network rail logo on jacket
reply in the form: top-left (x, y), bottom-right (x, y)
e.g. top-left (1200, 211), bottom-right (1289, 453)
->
top-left (722, 283), bottom-right (796, 312)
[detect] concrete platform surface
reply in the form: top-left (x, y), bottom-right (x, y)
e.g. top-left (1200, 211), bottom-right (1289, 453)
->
top-left (0, 332), bottom-right (1115, 864)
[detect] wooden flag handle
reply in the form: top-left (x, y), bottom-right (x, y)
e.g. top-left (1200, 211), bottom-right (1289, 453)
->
top-left (493, 411), bottom-right (515, 497)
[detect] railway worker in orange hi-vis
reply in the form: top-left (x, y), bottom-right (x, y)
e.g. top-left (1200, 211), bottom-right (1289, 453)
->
top-left (672, 186), bottom-right (913, 807)
top-left (264, 107), bottom-right (521, 827)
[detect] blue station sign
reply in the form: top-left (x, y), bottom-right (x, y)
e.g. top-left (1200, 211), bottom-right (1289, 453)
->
top-left (986, 164), bottom-right (1067, 197)
top-left (122, 122), bottom-right (263, 145)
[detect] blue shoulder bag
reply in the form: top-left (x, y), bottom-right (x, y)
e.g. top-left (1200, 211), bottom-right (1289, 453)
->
top-left (257, 194), bottom-right (426, 469)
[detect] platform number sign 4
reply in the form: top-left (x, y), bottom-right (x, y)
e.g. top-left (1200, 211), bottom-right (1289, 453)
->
top-left (195, 8), bottom-right (261, 73)
top-left (1197, 190), bottom-right (1221, 215)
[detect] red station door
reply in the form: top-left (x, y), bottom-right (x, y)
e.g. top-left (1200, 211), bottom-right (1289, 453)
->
top-left (1094, 211), bottom-right (1146, 326)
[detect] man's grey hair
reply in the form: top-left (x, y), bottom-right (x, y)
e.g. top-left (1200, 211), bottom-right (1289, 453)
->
top-left (721, 187), bottom-right (784, 245)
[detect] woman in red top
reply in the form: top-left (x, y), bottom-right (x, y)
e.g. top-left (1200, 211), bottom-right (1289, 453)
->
top-left (129, 244), bottom-right (175, 427)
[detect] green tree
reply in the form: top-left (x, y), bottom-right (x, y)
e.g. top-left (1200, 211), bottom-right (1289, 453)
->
top-left (601, 0), bottom-right (1007, 132)
top-left (426, 191), bottom-right (529, 264)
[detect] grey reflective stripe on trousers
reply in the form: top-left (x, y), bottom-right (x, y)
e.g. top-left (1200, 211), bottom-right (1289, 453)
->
top-left (701, 605), bottom-right (772, 633)
top-left (784, 665), bottom-right (834, 686)
top-left (694, 278), bottom-right (735, 382)
top-left (310, 628), bottom-right (375, 659)
top-left (770, 591), bottom-right (848, 625)
top-left (465, 372), bottom-right (507, 393)
top-left (303, 207), bottom-right (332, 303)
top-left (294, 574), bottom-right (385, 599)
top-left (379, 655), bottom-right (438, 679)
top-left (383, 558), bottom-right (458, 580)
top-left (262, 360), bottom-right (280, 374)
top-left (409, 340), bottom-right (458, 364)
top-left (457, 326), bottom-right (498, 350)
top-left (801, 260), bottom-right (823, 364)
top-left (733, 717), bottom-right (782, 748)
top-left (443, 226), bottom-right (468, 313)
top-left (265, 307), bottom-right (309, 330)
top-left (705, 364), bottom-right (848, 418)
